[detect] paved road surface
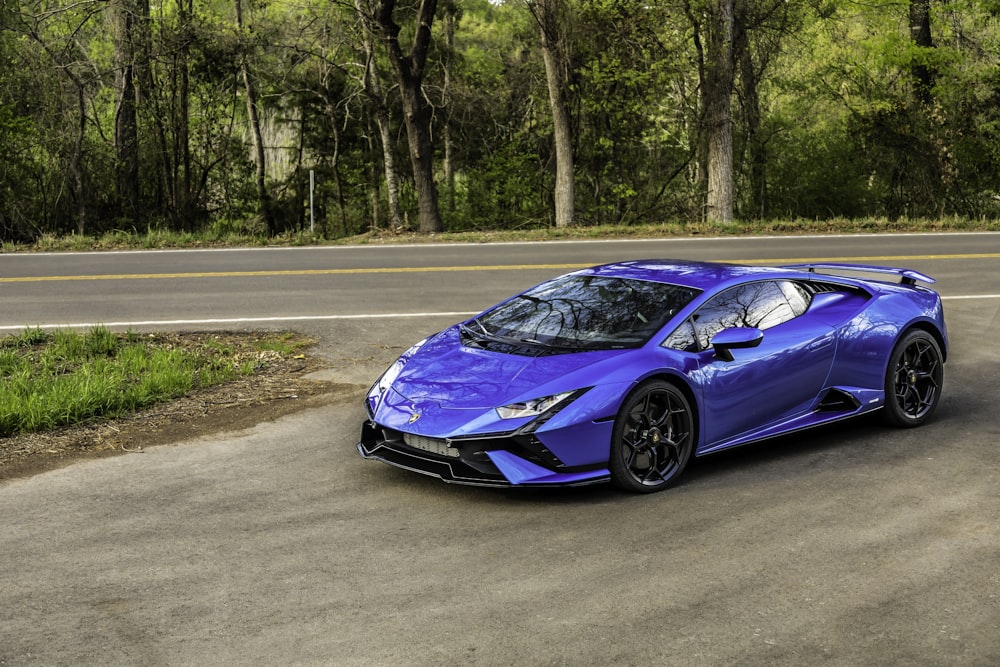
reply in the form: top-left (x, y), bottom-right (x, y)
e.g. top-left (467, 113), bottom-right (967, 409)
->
top-left (1, 233), bottom-right (998, 665)
top-left (2, 233), bottom-right (997, 330)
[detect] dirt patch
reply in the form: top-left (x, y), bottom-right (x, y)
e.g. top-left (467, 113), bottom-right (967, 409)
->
top-left (0, 332), bottom-right (361, 483)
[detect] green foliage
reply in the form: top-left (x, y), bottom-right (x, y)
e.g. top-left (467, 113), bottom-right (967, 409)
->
top-left (0, 328), bottom-right (296, 436)
top-left (450, 140), bottom-right (544, 230)
top-left (573, 0), bottom-right (687, 223)
top-left (10, 327), bottom-right (48, 347)
top-left (2, 0), bottom-right (1000, 238)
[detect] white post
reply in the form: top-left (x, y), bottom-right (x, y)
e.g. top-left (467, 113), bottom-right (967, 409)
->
top-left (309, 169), bottom-right (315, 233)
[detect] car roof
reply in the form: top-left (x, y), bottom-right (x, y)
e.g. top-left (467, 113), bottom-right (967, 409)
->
top-left (578, 259), bottom-right (792, 292)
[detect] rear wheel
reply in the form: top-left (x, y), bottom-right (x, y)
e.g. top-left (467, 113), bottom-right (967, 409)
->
top-left (882, 329), bottom-right (944, 427)
top-left (610, 380), bottom-right (694, 493)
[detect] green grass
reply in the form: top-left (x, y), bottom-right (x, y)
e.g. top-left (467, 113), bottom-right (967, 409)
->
top-left (2, 216), bottom-right (998, 253)
top-left (0, 327), bottom-right (302, 437)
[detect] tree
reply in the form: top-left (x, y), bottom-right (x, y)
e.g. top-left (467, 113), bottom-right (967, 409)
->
top-left (570, 0), bottom-right (693, 224)
top-left (355, 0), bottom-right (404, 230)
top-left (374, 0), bottom-right (443, 233)
top-left (701, 0), bottom-right (736, 224)
top-left (440, 0), bottom-right (459, 214)
top-left (111, 0), bottom-right (141, 224)
top-left (234, 0), bottom-right (275, 234)
top-left (732, 0), bottom-right (798, 219)
top-left (173, 0), bottom-right (194, 228)
top-left (20, 0), bottom-right (106, 234)
top-left (909, 0), bottom-right (934, 103)
top-left (3, 0), bottom-right (1000, 241)
top-left (526, 0), bottom-right (574, 228)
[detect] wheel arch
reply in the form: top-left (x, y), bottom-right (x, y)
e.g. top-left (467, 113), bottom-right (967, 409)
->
top-left (881, 323), bottom-right (945, 427)
top-left (631, 370), bottom-right (701, 449)
top-left (901, 319), bottom-right (948, 363)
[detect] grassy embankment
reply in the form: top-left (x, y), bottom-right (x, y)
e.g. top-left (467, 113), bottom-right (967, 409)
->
top-left (2, 216), bottom-right (998, 253)
top-left (0, 327), bottom-right (304, 437)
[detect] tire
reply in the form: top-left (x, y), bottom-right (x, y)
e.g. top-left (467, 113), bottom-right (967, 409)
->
top-left (882, 329), bottom-right (944, 428)
top-left (609, 380), bottom-right (694, 493)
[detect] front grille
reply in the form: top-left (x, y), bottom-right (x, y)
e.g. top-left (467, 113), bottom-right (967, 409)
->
top-left (402, 433), bottom-right (461, 458)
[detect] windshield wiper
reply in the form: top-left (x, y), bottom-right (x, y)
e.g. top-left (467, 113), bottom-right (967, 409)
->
top-left (460, 320), bottom-right (500, 348)
top-left (468, 318), bottom-right (493, 336)
top-left (517, 337), bottom-right (592, 352)
top-left (462, 320), bottom-right (594, 354)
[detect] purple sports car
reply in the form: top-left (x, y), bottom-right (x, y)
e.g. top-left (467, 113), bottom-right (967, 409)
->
top-left (358, 260), bottom-right (946, 493)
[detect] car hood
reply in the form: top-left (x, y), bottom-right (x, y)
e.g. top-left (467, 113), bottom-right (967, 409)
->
top-left (392, 327), bottom-right (629, 409)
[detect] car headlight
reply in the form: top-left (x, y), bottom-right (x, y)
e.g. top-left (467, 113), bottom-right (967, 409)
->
top-left (496, 391), bottom-right (576, 420)
top-left (367, 338), bottom-right (428, 405)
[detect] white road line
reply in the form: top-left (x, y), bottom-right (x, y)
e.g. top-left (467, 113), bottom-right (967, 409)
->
top-left (942, 294), bottom-right (1000, 300)
top-left (0, 312), bottom-right (479, 331)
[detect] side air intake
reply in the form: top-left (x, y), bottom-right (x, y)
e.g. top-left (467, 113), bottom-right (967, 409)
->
top-left (817, 389), bottom-right (862, 412)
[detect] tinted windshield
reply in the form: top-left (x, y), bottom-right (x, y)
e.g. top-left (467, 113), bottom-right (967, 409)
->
top-left (472, 275), bottom-right (699, 351)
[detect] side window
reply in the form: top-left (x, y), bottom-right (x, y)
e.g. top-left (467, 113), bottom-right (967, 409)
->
top-left (691, 281), bottom-right (797, 350)
top-left (779, 281), bottom-right (812, 317)
top-left (663, 319), bottom-right (698, 352)
top-left (662, 281), bottom-right (811, 352)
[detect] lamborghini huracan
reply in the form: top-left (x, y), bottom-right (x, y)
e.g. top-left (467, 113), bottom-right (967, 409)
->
top-left (358, 260), bottom-right (946, 493)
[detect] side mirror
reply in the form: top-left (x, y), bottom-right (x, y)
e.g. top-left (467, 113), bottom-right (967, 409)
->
top-left (711, 327), bottom-right (764, 362)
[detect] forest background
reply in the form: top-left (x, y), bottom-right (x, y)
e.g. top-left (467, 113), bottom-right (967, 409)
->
top-left (1, 0), bottom-right (998, 243)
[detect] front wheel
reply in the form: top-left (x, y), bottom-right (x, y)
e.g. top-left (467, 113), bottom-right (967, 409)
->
top-left (882, 329), bottom-right (944, 427)
top-left (610, 380), bottom-right (694, 493)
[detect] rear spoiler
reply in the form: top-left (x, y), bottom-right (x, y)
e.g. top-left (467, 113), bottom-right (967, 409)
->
top-left (782, 263), bottom-right (936, 286)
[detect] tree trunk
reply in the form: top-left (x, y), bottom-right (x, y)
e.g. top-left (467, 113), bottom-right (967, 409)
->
top-left (909, 0), bottom-right (934, 103)
top-left (684, 2), bottom-right (709, 210)
top-left (295, 110), bottom-right (306, 231)
top-left (541, 32), bottom-right (574, 228)
top-left (355, 0), bottom-right (404, 230)
top-left (329, 107), bottom-right (348, 235)
top-left (735, 8), bottom-right (764, 219)
top-left (235, 0), bottom-right (275, 234)
top-left (175, 0), bottom-right (192, 229)
top-left (364, 113), bottom-right (382, 232)
top-left (399, 83), bottom-right (441, 233)
top-left (703, 0), bottom-right (735, 224)
top-left (374, 0), bottom-right (443, 233)
top-left (442, 6), bottom-right (456, 214)
top-left (72, 85), bottom-right (87, 235)
top-left (376, 108), bottom-right (404, 230)
top-left (112, 0), bottom-right (141, 225)
top-left (132, 0), bottom-right (171, 219)
top-left (530, 0), bottom-right (574, 228)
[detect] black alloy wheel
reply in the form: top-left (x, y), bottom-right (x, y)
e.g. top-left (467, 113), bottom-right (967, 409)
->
top-left (882, 329), bottom-right (944, 427)
top-left (610, 380), bottom-right (694, 493)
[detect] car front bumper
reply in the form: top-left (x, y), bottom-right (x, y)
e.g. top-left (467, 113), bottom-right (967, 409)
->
top-left (357, 420), bottom-right (609, 487)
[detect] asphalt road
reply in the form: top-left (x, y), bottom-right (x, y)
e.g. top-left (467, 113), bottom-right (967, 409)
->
top-left (1, 233), bottom-right (998, 665)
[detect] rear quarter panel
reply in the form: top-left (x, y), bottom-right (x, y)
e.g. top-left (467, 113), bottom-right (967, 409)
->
top-left (826, 285), bottom-right (946, 391)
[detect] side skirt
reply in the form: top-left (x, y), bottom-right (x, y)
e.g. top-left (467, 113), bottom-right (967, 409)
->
top-left (696, 386), bottom-right (884, 457)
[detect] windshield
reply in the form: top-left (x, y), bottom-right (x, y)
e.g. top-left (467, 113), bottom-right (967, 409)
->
top-left (469, 274), bottom-right (699, 351)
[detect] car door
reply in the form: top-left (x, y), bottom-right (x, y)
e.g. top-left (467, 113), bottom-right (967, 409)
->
top-left (664, 280), bottom-right (836, 447)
